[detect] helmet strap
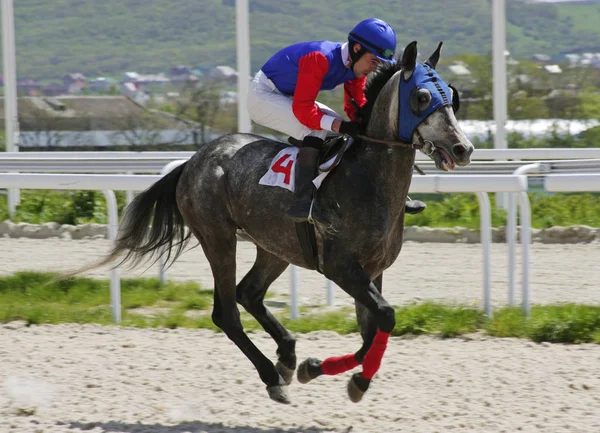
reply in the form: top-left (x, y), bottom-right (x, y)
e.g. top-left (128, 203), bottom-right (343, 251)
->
top-left (348, 41), bottom-right (367, 73)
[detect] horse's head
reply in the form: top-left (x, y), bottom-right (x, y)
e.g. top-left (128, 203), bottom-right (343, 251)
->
top-left (398, 41), bottom-right (473, 171)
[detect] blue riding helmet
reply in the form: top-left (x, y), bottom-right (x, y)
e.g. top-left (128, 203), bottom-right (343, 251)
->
top-left (398, 62), bottom-right (453, 143)
top-left (348, 18), bottom-right (396, 63)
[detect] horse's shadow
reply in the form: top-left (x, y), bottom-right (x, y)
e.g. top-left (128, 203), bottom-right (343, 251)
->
top-left (67, 420), bottom-right (337, 433)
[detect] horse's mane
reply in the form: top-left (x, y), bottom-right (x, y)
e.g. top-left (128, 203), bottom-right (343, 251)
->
top-left (361, 57), bottom-right (403, 126)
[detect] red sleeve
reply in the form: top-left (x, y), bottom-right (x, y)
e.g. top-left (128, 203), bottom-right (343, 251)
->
top-left (292, 52), bottom-right (329, 130)
top-left (344, 76), bottom-right (367, 121)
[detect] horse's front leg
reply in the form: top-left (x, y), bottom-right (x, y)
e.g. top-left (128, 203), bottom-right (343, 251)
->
top-left (297, 256), bottom-right (394, 403)
top-left (353, 273), bottom-right (383, 362)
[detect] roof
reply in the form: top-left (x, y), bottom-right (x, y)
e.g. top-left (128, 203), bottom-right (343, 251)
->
top-left (448, 64), bottom-right (471, 76)
top-left (532, 54), bottom-right (551, 62)
top-left (64, 72), bottom-right (87, 81)
top-left (0, 96), bottom-right (194, 131)
top-left (210, 66), bottom-right (237, 78)
top-left (544, 64), bottom-right (563, 74)
top-left (123, 72), bottom-right (170, 83)
top-left (89, 77), bottom-right (119, 84)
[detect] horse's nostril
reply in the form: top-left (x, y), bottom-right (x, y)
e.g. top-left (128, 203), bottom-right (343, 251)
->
top-left (453, 143), bottom-right (467, 159)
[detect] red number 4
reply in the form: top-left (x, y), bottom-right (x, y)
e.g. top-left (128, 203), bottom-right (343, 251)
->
top-left (272, 153), bottom-right (294, 185)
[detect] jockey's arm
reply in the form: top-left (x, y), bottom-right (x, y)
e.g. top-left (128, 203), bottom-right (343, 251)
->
top-left (343, 76), bottom-right (367, 122)
top-left (292, 52), bottom-right (338, 133)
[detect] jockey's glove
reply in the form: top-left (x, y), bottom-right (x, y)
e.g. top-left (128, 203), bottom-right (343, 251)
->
top-left (339, 121), bottom-right (361, 138)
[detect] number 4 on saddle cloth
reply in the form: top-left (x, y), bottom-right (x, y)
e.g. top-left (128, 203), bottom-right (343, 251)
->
top-left (259, 135), bottom-right (350, 194)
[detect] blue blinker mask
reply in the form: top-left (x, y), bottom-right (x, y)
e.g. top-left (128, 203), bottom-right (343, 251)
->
top-left (398, 62), bottom-right (452, 143)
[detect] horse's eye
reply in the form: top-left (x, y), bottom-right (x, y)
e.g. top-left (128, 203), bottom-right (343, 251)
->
top-left (410, 88), bottom-right (432, 115)
top-left (417, 90), bottom-right (431, 106)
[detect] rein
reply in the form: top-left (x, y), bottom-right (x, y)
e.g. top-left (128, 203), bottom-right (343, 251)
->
top-left (356, 134), bottom-right (422, 150)
top-left (356, 130), bottom-right (434, 176)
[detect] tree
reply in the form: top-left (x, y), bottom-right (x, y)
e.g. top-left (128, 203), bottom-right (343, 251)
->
top-left (447, 53), bottom-right (494, 120)
top-left (175, 78), bottom-right (228, 143)
top-left (110, 108), bottom-right (191, 149)
top-left (508, 92), bottom-right (550, 120)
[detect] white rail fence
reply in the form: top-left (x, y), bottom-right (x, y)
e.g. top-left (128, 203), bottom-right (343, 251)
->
top-left (0, 172), bottom-right (536, 322)
top-left (1, 153), bottom-right (599, 322)
top-left (2, 149), bottom-right (600, 174)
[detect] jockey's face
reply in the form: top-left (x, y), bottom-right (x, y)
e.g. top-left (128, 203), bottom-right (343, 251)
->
top-left (351, 44), bottom-right (381, 78)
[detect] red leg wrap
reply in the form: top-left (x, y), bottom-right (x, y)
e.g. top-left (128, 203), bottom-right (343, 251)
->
top-left (320, 353), bottom-right (359, 376)
top-left (361, 330), bottom-right (390, 379)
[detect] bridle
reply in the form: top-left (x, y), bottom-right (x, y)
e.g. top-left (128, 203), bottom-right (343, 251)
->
top-left (350, 80), bottom-right (439, 175)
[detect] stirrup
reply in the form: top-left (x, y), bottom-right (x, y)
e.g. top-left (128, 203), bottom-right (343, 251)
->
top-left (405, 199), bottom-right (426, 215)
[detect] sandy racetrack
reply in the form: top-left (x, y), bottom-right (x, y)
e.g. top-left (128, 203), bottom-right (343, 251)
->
top-left (1, 324), bottom-right (599, 433)
top-left (1, 238), bottom-right (599, 433)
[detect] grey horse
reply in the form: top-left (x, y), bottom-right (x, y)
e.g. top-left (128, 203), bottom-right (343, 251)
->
top-left (94, 41), bottom-right (473, 404)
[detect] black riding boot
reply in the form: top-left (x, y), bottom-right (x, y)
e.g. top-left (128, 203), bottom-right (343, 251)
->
top-left (286, 137), bottom-right (329, 225)
top-left (405, 197), bottom-right (427, 215)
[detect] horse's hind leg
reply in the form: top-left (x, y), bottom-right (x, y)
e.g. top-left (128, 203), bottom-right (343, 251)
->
top-left (236, 246), bottom-right (296, 385)
top-left (196, 227), bottom-right (291, 404)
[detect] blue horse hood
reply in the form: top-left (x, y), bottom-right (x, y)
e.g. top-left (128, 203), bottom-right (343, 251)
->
top-left (398, 63), bottom-right (452, 143)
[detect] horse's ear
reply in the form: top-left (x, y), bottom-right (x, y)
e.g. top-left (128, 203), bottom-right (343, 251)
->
top-left (425, 41), bottom-right (443, 69)
top-left (401, 41), bottom-right (418, 80)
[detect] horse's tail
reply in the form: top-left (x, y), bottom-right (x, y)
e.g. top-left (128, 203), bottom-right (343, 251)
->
top-left (60, 162), bottom-right (192, 279)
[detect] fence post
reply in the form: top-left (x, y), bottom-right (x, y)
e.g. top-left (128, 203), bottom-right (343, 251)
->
top-left (102, 189), bottom-right (121, 323)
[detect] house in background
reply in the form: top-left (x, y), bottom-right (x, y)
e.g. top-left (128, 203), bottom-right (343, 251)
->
top-left (120, 82), bottom-right (149, 106)
top-left (531, 54), bottom-right (551, 63)
top-left (88, 77), bottom-right (119, 94)
top-left (554, 52), bottom-right (600, 68)
top-left (63, 73), bottom-right (88, 94)
top-left (42, 82), bottom-right (69, 97)
top-left (17, 79), bottom-right (42, 96)
top-left (208, 65), bottom-right (239, 85)
top-left (170, 65), bottom-right (201, 87)
top-left (543, 64), bottom-right (562, 74)
top-left (447, 61), bottom-right (471, 77)
top-left (0, 95), bottom-right (206, 148)
top-left (123, 71), bottom-right (171, 86)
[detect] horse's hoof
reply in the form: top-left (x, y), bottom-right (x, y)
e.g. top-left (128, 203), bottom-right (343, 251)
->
top-left (275, 360), bottom-right (295, 386)
top-left (267, 381), bottom-right (291, 405)
top-left (347, 372), bottom-right (371, 403)
top-left (296, 358), bottom-right (322, 384)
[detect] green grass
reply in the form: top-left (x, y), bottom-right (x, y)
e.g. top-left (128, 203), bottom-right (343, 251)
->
top-left (488, 305), bottom-right (600, 344)
top-left (405, 192), bottom-right (600, 229)
top-left (0, 271), bottom-right (213, 328)
top-left (2, 272), bottom-right (600, 344)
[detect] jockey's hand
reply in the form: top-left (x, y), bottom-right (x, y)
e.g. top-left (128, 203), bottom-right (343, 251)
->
top-left (339, 121), bottom-right (361, 138)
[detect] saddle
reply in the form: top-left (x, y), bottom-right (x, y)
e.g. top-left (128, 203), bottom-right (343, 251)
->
top-left (287, 134), bottom-right (353, 173)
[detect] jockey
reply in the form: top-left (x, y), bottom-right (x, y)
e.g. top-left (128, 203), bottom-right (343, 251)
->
top-left (248, 18), bottom-right (426, 224)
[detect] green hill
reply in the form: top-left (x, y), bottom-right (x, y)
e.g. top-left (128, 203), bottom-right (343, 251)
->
top-left (7, 0), bottom-right (600, 80)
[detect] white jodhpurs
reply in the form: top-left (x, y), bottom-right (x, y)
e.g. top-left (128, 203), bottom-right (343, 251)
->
top-left (247, 70), bottom-right (343, 141)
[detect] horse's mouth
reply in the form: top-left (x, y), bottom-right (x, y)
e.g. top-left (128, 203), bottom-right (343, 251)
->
top-left (436, 147), bottom-right (456, 172)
